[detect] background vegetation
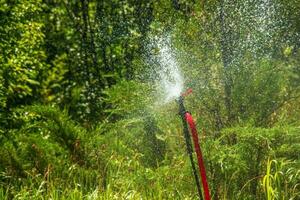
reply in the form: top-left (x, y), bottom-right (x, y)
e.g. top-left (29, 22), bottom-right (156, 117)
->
top-left (0, 0), bottom-right (299, 199)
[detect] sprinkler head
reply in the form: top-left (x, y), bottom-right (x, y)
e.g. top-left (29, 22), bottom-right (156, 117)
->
top-left (176, 88), bottom-right (192, 116)
top-left (175, 88), bottom-right (193, 103)
top-left (181, 88), bottom-right (193, 98)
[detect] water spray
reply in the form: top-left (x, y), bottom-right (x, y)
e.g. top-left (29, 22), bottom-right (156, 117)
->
top-left (177, 88), bottom-right (211, 200)
top-left (149, 35), bottom-right (210, 199)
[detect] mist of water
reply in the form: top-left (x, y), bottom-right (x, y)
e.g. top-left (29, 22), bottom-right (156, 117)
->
top-left (146, 35), bottom-right (184, 104)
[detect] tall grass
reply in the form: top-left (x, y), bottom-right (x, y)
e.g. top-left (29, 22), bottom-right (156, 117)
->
top-left (1, 101), bottom-right (299, 199)
top-left (262, 158), bottom-right (300, 200)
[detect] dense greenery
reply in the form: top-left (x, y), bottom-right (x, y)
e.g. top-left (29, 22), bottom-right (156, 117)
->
top-left (0, 0), bottom-right (299, 199)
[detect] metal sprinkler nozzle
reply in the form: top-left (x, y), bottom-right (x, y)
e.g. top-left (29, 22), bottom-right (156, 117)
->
top-left (177, 88), bottom-right (192, 116)
top-left (181, 88), bottom-right (193, 97)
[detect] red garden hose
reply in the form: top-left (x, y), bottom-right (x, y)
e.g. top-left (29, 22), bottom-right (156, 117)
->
top-left (185, 112), bottom-right (211, 200)
top-left (178, 88), bottom-right (211, 200)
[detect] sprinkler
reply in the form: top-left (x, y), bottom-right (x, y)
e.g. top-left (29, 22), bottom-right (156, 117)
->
top-left (177, 88), bottom-right (211, 200)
